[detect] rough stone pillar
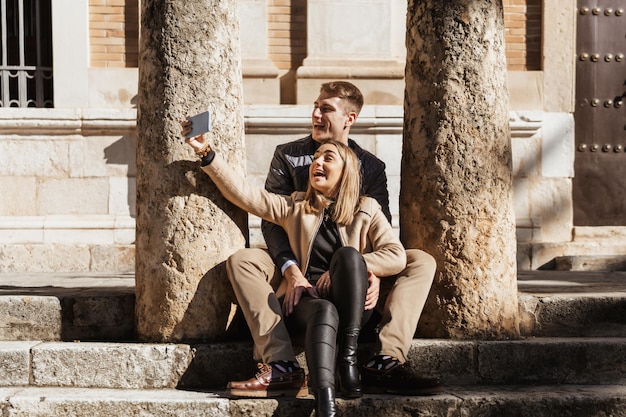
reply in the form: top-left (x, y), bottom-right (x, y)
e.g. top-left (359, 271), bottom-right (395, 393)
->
top-left (136, 0), bottom-right (247, 342)
top-left (401, 0), bottom-right (520, 339)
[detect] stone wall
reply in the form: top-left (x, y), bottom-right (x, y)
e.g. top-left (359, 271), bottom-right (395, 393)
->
top-left (1, 105), bottom-right (578, 272)
top-left (0, 109), bottom-right (136, 272)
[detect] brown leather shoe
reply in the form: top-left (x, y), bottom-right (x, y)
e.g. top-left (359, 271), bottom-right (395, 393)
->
top-left (227, 361), bottom-right (308, 398)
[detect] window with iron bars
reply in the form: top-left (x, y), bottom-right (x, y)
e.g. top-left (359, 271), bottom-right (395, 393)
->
top-left (1, 0), bottom-right (52, 108)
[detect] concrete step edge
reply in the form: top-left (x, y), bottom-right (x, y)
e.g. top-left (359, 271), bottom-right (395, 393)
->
top-left (1, 385), bottom-right (625, 417)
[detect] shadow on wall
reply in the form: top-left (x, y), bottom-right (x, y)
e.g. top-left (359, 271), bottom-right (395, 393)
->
top-left (513, 125), bottom-right (573, 252)
top-left (104, 133), bottom-right (137, 219)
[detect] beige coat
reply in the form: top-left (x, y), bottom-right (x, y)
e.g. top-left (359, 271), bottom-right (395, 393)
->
top-left (202, 154), bottom-right (406, 277)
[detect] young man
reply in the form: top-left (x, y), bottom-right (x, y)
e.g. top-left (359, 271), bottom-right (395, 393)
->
top-left (226, 81), bottom-right (441, 397)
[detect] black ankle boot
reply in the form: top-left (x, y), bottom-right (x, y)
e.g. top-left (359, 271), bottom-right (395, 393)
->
top-left (314, 387), bottom-right (337, 417)
top-left (336, 331), bottom-right (361, 398)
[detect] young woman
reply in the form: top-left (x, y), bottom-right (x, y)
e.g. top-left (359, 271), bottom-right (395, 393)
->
top-left (183, 127), bottom-right (406, 417)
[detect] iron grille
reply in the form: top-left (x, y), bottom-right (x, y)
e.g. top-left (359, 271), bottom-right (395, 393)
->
top-left (0, 0), bottom-right (52, 108)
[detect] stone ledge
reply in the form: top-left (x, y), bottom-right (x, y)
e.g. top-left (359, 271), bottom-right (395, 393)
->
top-left (554, 255), bottom-right (626, 272)
top-left (0, 109), bottom-right (136, 135)
top-left (574, 226), bottom-right (626, 242)
top-left (0, 106), bottom-right (542, 139)
top-left (0, 215), bottom-right (135, 245)
top-left (0, 385), bottom-right (625, 417)
top-left (518, 241), bottom-right (626, 270)
top-left (509, 111), bottom-right (543, 138)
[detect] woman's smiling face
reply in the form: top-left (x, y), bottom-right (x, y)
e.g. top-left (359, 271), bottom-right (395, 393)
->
top-left (309, 143), bottom-right (345, 197)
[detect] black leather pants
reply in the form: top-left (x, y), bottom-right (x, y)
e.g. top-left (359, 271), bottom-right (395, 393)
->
top-left (329, 246), bottom-right (372, 338)
top-left (286, 247), bottom-right (371, 391)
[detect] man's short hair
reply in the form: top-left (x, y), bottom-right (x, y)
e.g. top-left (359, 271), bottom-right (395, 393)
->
top-left (320, 81), bottom-right (364, 115)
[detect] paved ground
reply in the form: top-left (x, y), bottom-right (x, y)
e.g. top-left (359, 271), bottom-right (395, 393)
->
top-left (1, 270), bottom-right (625, 297)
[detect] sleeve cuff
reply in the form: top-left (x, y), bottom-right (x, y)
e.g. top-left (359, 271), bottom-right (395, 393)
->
top-left (280, 259), bottom-right (299, 275)
top-left (200, 150), bottom-right (216, 166)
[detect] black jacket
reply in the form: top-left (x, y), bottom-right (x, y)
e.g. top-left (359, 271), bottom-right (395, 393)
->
top-left (262, 135), bottom-right (391, 269)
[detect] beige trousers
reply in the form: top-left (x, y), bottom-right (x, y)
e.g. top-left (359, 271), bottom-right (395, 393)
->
top-left (226, 247), bottom-right (436, 364)
top-left (376, 248), bottom-right (436, 362)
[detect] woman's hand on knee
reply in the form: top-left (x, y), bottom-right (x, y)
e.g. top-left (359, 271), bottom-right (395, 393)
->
top-left (364, 271), bottom-right (380, 310)
top-left (315, 271), bottom-right (332, 298)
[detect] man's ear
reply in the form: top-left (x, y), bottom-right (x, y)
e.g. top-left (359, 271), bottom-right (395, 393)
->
top-left (344, 111), bottom-right (358, 128)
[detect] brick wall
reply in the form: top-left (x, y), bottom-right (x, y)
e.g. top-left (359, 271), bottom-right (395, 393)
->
top-left (88, 1), bottom-right (540, 71)
top-left (503, 0), bottom-right (542, 70)
top-left (267, 0), bottom-right (307, 71)
top-left (89, 0), bottom-right (139, 68)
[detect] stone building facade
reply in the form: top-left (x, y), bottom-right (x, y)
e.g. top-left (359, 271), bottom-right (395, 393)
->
top-left (1, 0), bottom-right (622, 273)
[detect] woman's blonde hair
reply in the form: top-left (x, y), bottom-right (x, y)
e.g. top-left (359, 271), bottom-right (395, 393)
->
top-left (304, 140), bottom-right (362, 225)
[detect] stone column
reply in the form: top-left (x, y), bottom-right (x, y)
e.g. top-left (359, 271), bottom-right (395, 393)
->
top-left (402, 0), bottom-right (520, 339)
top-left (296, 0), bottom-right (407, 105)
top-left (136, 0), bottom-right (247, 342)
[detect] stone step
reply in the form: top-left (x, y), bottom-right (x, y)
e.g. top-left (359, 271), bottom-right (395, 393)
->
top-left (0, 272), bottom-right (135, 342)
top-left (518, 293), bottom-right (626, 337)
top-left (517, 270), bottom-right (626, 337)
top-left (0, 294), bottom-right (135, 342)
top-left (2, 290), bottom-right (625, 342)
top-left (554, 255), bottom-right (626, 271)
top-left (2, 338), bottom-right (625, 390)
top-left (1, 270), bottom-right (625, 342)
top-left (1, 385), bottom-right (625, 417)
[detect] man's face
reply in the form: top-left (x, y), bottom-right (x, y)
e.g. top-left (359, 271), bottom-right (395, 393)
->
top-left (311, 92), bottom-right (355, 144)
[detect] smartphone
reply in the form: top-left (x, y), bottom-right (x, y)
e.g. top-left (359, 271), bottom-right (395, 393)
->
top-left (185, 110), bottom-right (211, 138)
